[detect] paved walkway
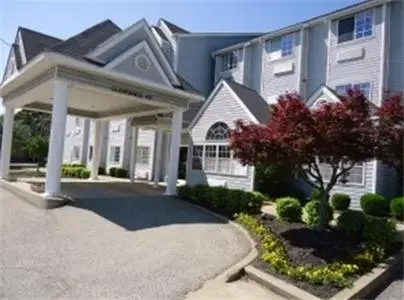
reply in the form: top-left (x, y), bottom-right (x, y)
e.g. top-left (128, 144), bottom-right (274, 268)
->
top-left (0, 186), bottom-right (250, 300)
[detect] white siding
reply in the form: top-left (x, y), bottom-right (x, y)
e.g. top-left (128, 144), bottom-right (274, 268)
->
top-left (188, 83), bottom-right (254, 191)
top-left (133, 128), bottom-right (156, 180)
top-left (63, 116), bottom-right (88, 165)
top-left (214, 48), bottom-right (244, 85)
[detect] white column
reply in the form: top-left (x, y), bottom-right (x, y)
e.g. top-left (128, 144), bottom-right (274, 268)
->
top-left (129, 127), bottom-right (139, 183)
top-left (90, 120), bottom-right (102, 180)
top-left (153, 128), bottom-right (164, 187)
top-left (0, 106), bottom-right (15, 180)
top-left (45, 80), bottom-right (69, 197)
top-left (165, 108), bottom-right (183, 195)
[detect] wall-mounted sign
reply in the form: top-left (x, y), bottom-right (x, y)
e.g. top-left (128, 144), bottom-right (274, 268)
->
top-left (111, 86), bottom-right (153, 100)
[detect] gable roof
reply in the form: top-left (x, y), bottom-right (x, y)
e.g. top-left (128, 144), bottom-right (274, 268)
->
top-left (19, 27), bottom-right (62, 62)
top-left (225, 80), bottom-right (270, 124)
top-left (152, 26), bottom-right (168, 41)
top-left (161, 19), bottom-right (190, 34)
top-left (50, 20), bottom-right (121, 61)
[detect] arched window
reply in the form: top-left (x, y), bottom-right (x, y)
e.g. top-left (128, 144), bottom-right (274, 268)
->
top-left (205, 122), bottom-right (230, 140)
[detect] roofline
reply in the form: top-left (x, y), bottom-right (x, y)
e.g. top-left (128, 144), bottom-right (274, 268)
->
top-left (0, 51), bottom-right (205, 102)
top-left (212, 0), bottom-right (389, 56)
top-left (18, 26), bottom-right (62, 42)
top-left (174, 32), bottom-right (264, 38)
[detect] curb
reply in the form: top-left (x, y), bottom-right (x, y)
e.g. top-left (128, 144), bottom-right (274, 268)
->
top-left (0, 180), bottom-right (70, 209)
top-left (179, 199), bottom-right (258, 283)
top-left (245, 266), bottom-right (322, 300)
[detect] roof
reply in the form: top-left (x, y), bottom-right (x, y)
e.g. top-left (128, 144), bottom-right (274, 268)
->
top-left (225, 80), bottom-right (270, 124)
top-left (152, 26), bottom-right (168, 41)
top-left (18, 27), bottom-right (62, 62)
top-left (50, 20), bottom-right (121, 61)
top-left (213, 0), bottom-right (382, 55)
top-left (161, 19), bottom-right (190, 34)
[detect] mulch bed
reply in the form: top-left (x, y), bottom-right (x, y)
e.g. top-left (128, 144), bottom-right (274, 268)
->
top-left (251, 213), bottom-right (363, 299)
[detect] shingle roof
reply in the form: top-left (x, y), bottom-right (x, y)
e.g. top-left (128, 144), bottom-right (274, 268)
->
top-left (225, 80), bottom-right (270, 124)
top-left (50, 20), bottom-right (121, 61)
top-left (161, 19), bottom-right (190, 34)
top-left (18, 27), bottom-right (62, 62)
top-left (152, 26), bottom-right (168, 41)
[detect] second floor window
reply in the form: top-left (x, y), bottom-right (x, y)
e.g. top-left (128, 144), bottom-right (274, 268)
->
top-left (221, 51), bottom-right (238, 71)
top-left (335, 82), bottom-right (371, 100)
top-left (338, 10), bottom-right (373, 44)
top-left (281, 34), bottom-right (294, 57)
top-left (266, 33), bottom-right (295, 60)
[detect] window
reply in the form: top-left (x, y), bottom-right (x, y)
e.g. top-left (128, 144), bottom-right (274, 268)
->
top-left (206, 122), bottom-right (230, 140)
top-left (221, 51), bottom-right (239, 71)
top-left (136, 146), bottom-right (150, 164)
top-left (316, 158), bottom-right (364, 185)
top-left (109, 146), bottom-right (121, 163)
top-left (72, 146), bottom-right (80, 161)
top-left (218, 145), bottom-right (231, 174)
top-left (88, 146), bottom-right (93, 161)
top-left (265, 33), bottom-right (295, 60)
top-left (281, 34), bottom-right (294, 57)
top-left (75, 117), bottom-right (81, 126)
top-left (338, 10), bottom-right (373, 43)
top-left (335, 82), bottom-right (371, 99)
top-left (204, 145), bottom-right (217, 172)
top-left (192, 145), bottom-right (203, 170)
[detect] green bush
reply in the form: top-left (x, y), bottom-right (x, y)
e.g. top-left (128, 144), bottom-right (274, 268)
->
top-left (71, 163), bottom-right (85, 168)
top-left (360, 193), bottom-right (389, 217)
top-left (109, 167), bottom-right (117, 177)
top-left (390, 196), bottom-right (404, 221)
top-left (177, 185), bottom-right (192, 199)
top-left (210, 186), bottom-right (229, 212)
top-left (254, 164), bottom-right (294, 198)
top-left (75, 167), bottom-right (84, 178)
top-left (311, 188), bottom-right (322, 200)
top-left (276, 197), bottom-right (302, 222)
top-left (363, 215), bottom-right (397, 252)
top-left (98, 167), bottom-right (106, 175)
top-left (190, 185), bottom-right (209, 206)
top-left (336, 210), bottom-right (367, 240)
top-left (304, 200), bottom-right (333, 227)
top-left (115, 168), bottom-right (128, 178)
top-left (331, 193), bottom-right (351, 211)
top-left (253, 191), bottom-right (269, 204)
top-left (81, 169), bottom-right (91, 179)
top-left (289, 187), bottom-right (308, 206)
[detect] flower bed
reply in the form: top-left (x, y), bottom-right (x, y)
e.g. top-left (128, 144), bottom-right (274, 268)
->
top-left (236, 213), bottom-right (401, 299)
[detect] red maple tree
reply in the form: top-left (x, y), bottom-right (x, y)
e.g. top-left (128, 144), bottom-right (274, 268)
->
top-left (230, 91), bottom-right (377, 227)
top-left (376, 92), bottom-right (404, 196)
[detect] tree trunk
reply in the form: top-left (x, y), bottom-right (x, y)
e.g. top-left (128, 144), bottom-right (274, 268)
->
top-left (318, 192), bottom-right (330, 229)
top-left (396, 167), bottom-right (403, 197)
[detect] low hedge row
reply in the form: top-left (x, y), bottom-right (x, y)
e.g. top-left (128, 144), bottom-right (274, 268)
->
top-left (177, 185), bottom-right (266, 218)
top-left (62, 166), bottom-right (90, 179)
top-left (108, 167), bottom-right (128, 178)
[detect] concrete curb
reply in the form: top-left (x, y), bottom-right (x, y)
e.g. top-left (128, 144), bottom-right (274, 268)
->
top-left (245, 266), bottom-right (322, 300)
top-left (0, 180), bottom-right (70, 209)
top-left (179, 200), bottom-right (258, 283)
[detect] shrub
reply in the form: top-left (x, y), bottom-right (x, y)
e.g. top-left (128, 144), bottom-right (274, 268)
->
top-left (109, 167), bottom-right (117, 177)
top-left (177, 185), bottom-right (192, 199)
top-left (360, 193), bottom-right (389, 216)
top-left (71, 163), bottom-right (85, 168)
top-left (311, 188), bottom-right (322, 200)
top-left (227, 189), bottom-right (250, 216)
top-left (331, 193), bottom-right (351, 211)
top-left (363, 215), bottom-right (397, 252)
top-left (115, 168), bottom-right (128, 178)
top-left (190, 184), bottom-right (209, 206)
top-left (276, 197), bottom-right (302, 222)
top-left (210, 186), bottom-right (229, 212)
top-left (304, 200), bottom-right (333, 227)
top-left (254, 164), bottom-right (294, 198)
top-left (289, 187), bottom-right (308, 206)
top-left (253, 191), bottom-right (269, 203)
top-left (75, 167), bottom-right (84, 178)
top-left (81, 169), bottom-right (90, 179)
top-left (390, 196), bottom-right (404, 221)
top-left (336, 210), bottom-right (367, 240)
top-left (98, 167), bottom-right (106, 175)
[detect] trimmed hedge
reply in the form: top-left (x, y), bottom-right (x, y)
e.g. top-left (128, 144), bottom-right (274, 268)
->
top-left (304, 200), bottom-right (333, 227)
top-left (109, 167), bottom-right (117, 177)
top-left (360, 193), bottom-right (389, 217)
top-left (390, 196), bottom-right (404, 221)
top-left (81, 169), bottom-right (91, 179)
top-left (336, 210), bottom-right (367, 240)
top-left (331, 193), bottom-right (351, 211)
top-left (108, 167), bottom-right (128, 178)
top-left (177, 185), bottom-right (264, 218)
top-left (98, 167), bottom-right (106, 175)
top-left (62, 166), bottom-right (90, 179)
top-left (276, 197), bottom-right (302, 222)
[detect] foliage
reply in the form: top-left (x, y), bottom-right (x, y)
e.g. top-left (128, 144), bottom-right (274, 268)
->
top-left (289, 187), bottom-right (308, 206)
top-left (390, 196), bottom-right (404, 221)
top-left (360, 193), bottom-right (389, 217)
top-left (331, 193), bottom-right (351, 211)
top-left (376, 92), bottom-right (404, 196)
top-left (276, 197), bottom-right (302, 222)
top-left (230, 91), bottom-right (378, 228)
top-left (304, 200), bottom-right (333, 227)
top-left (98, 167), bottom-right (106, 175)
top-left (115, 168), bottom-right (128, 178)
top-left (109, 167), bottom-right (117, 177)
top-left (81, 169), bottom-right (91, 179)
top-left (363, 215), bottom-right (397, 252)
top-left (336, 210), bottom-right (367, 240)
top-left (24, 136), bottom-right (48, 172)
top-left (236, 214), bottom-right (359, 288)
top-left (177, 185), bottom-right (264, 218)
top-left (252, 191), bottom-right (269, 204)
top-left (254, 164), bottom-right (294, 198)
top-left (311, 189), bottom-right (322, 201)
top-left (62, 165), bottom-right (90, 179)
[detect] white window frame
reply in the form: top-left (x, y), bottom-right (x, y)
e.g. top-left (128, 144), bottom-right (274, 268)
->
top-left (335, 82), bottom-right (372, 100)
top-left (337, 9), bottom-right (375, 44)
top-left (136, 146), bottom-right (150, 164)
top-left (281, 34), bottom-right (294, 57)
top-left (109, 145), bottom-right (121, 164)
top-left (265, 33), bottom-right (295, 61)
top-left (72, 145), bottom-right (80, 161)
top-left (316, 158), bottom-right (365, 186)
top-left (220, 51), bottom-right (239, 72)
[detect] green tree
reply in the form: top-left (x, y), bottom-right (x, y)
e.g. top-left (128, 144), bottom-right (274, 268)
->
top-left (25, 136), bottom-right (48, 172)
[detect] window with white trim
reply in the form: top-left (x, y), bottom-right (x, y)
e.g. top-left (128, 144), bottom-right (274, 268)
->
top-left (335, 82), bottom-right (371, 100)
top-left (316, 158), bottom-right (364, 185)
top-left (265, 33), bottom-right (295, 60)
top-left (72, 146), bottom-right (80, 161)
top-left (338, 9), bottom-right (373, 44)
top-left (136, 146), bottom-right (150, 164)
top-left (206, 122), bottom-right (231, 140)
top-left (204, 145), bottom-right (217, 172)
top-left (192, 145), bottom-right (203, 170)
top-left (109, 146), bottom-right (121, 163)
top-left (220, 51), bottom-right (239, 72)
top-left (281, 34), bottom-right (294, 57)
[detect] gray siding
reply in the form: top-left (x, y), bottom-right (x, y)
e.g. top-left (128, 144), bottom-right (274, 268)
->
top-left (188, 83), bottom-right (254, 191)
top-left (105, 119), bottom-right (130, 171)
top-left (261, 31), bottom-right (301, 104)
top-left (306, 23), bottom-right (328, 97)
top-left (328, 6), bottom-right (383, 105)
top-left (133, 128), bottom-right (156, 180)
top-left (63, 116), bottom-right (88, 164)
top-left (376, 162), bottom-right (398, 200)
top-left (214, 48), bottom-right (245, 86)
top-left (249, 42), bottom-right (263, 93)
top-left (87, 120), bottom-right (109, 169)
top-left (111, 46), bottom-right (168, 85)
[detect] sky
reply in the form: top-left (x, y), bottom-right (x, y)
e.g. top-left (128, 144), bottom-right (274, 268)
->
top-left (0, 0), bottom-right (360, 112)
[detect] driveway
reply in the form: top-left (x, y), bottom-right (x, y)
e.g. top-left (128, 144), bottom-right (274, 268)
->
top-left (0, 186), bottom-right (251, 300)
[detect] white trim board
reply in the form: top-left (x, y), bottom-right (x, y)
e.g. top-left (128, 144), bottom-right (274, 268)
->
top-left (188, 79), bottom-right (259, 130)
top-left (105, 40), bottom-right (172, 87)
top-left (306, 85), bottom-right (340, 108)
